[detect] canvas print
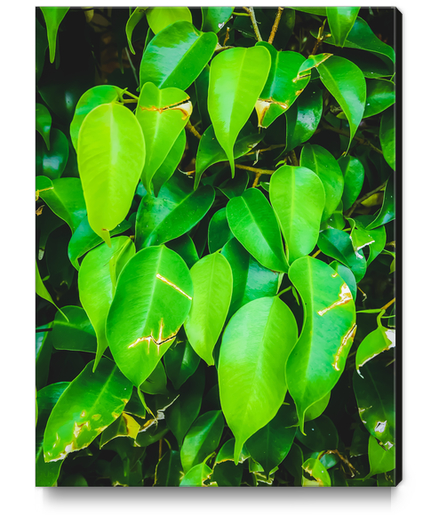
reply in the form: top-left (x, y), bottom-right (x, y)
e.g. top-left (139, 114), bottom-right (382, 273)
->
top-left (36, 6), bottom-right (400, 487)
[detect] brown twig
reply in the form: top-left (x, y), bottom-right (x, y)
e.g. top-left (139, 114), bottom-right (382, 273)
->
top-left (268, 7), bottom-right (284, 45)
top-left (321, 121), bottom-right (384, 156)
top-left (243, 7), bottom-right (263, 41)
top-left (235, 163), bottom-right (276, 176)
top-left (288, 149), bottom-right (299, 166)
top-left (310, 19), bottom-right (327, 55)
top-left (345, 180), bottom-right (387, 217)
top-left (185, 121), bottom-right (202, 140)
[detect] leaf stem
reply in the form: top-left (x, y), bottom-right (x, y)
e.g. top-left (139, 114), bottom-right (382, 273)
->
top-left (186, 121), bottom-right (202, 140)
top-left (277, 286), bottom-right (292, 297)
top-left (125, 47), bottom-right (139, 87)
top-left (310, 19), bottom-right (327, 55)
top-left (243, 7), bottom-right (263, 41)
top-left (123, 89), bottom-right (139, 100)
top-left (345, 180), bottom-right (387, 217)
top-left (268, 7), bottom-right (284, 45)
top-left (380, 297), bottom-right (395, 312)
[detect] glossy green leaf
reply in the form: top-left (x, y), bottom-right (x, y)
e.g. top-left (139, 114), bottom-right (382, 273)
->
top-left (270, 165), bottom-right (325, 264)
top-left (164, 338), bottom-right (201, 390)
top-left (285, 84), bottom-right (322, 153)
top-left (201, 7), bottom-right (233, 33)
top-left (366, 174), bottom-right (395, 230)
top-left (43, 358), bottom-right (133, 462)
top-left (364, 79), bottom-right (395, 118)
top-left (221, 238), bottom-right (280, 318)
top-left (354, 215), bottom-right (387, 265)
top-left (367, 436), bottom-right (395, 478)
top-left (36, 17), bottom-right (48, 82)
top-left (326, 7), bottom-right (360, 47)
top-left (305, 392), bottom-right (331, 422)
top-left (152, 129), bottom-right (186, 196)
top-left (339, 155), bottom-right (365, 210)
top-left (125, 7), bottom-right (148, 55)
top-left (318, 228), bottom-right (367, 282)
top-left (219, 296), bottom-right (298, 463)
top-left (317, 56), bottom-right (366, 152)
top-left (226, 188), bottom-right (289, 273)
top-left (79, 237), bottom-right (135, 370)
top-left (36, 260), bottom-right (67, 320)
top-left (194, 122), bottom-right (262, 190)
top-left (254, 42), bottom-right (309, 128)
top-left (99, 412), bottom-right (141, 447)
top-left (165, 363), bottom-right (205, 444)
top-left (77, 102), bottom-right (145, 246)
top-left (48, 305), bottom-right (96, 353)
top-left (323, 200), bottom-right (346, 231)
top-left (246, 405), bottom-right (296, 477)
top-left (36, 128), bottom-right (69, 180)
top-left (139, 21), bottom-right (217, 91)
top-left (184, 253), bottom-right (232, 366)
top-left (70, 85), bottom-right (123, 151)
top-left (179, 462), bottom-right (214, 487)
top-left (329, 261), bottom-right (357, 302)
top-left (208, 46), bottom-right (271, 177)
top-left (353, 341), bottom-right (395, 450)
top-left (296, 415), bottom-right (339, 451)
top-left (36, 103), bottom-right (52, 150)
top-left (300, 144), bottom-right (344, 220)
top-left (180, 410), bottom-right (224, 473)
top-left (347, 217), bottom-right (379, 256)
top-left (302, 458), bottom-right (331, 487)
top-left (165, 234), bottom-right (199, 270)
top-left (135, 173), bottom-right (215, 250)
top-left (208, 208), bottom-right (233, 253)
top-left (40, 7), bottom-right (69, 63)
top-left (146, 7), bottom-right (192, 34)
top-left (294, 7), bottom-right (327, 16)
top-left (155, 450), bottom-right (182, 486)
top-left (68, 216), bottom-right (131, 270)
top-left (140, 360), bottom-right (169, 395)
top-left (380, 107), bottom-right (395, 170)
top-left (136, 82), bottom-right (191, 193)
top-left (36, 382), bottom-right (69, 486)
top-left (106, 245), bottom-right (193, 391)
top-left (217, 172), bottom-right (250, 200)
top-left (286, 257), bottom-right (356, 432)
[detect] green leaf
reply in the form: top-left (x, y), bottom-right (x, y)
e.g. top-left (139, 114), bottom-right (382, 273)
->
top-left (179, 462), bottom-right (214, 487)
top-left (318, 228), bottom-right (367, 282)
top-left (296, 415), bottom-right (339, 451)
top-left (165, 234), bottom-right (200, 270)
top-left (152, 129), bottom-right (186, 196)
top-left (136, 82), bottom-right (191, 193)
top-left (208, 208), bottom-right (233, 253)
top-left (135, 173), bottom-right (215, 249)
top-left (380, 107), bottom-right (395, 170)
top-left (146, 6), bottom-right (192, 34)
top-left (226, 188), bottom-right (289, 273)
top-left (221, 238), bottom-right (280, 318)
top-left (339, 155), bottom-right (365, 210)
top-left (286, 257), bottom-right (356, 432)
top-left (353, 215), bottom-right (386, 265)
top-left (125, 7), bottom-right (148, 55)
top-left (99, 412), bottom-right (141, 447)
top-left (36, 17), bottom-right (48, 82)
top-left (36, 103), bottom-right (52, 150)
top-left (364, 79), bottom-right (395, 118)
top-left (184, 253), bottom-right (233, 366)
top-left (77, 103), bottom-right (145, 246)
top-left (219, 296), bottom-right (298, 464)
top-left (37, 176), bottom-right (86, 233)
top-left (201, 7), bottom-right (234, 33)
top-left (155, 450), bottom-right (182, 486)
top-left (326, 7), bottom-right (360, 47)
top-left (367, 436), bottom-right (395, 477)
top-left (302, 458), bottom-right (331, 486)
top-left (139, 21), bottom-right (217, 91)
top-left (317, 56), bottom-right (366, 152)
top-left (246, 405), bottom-right (296, 477)
top-left (208, 46), bottom-right (271, 176)
top-left (285, 83), bottom-right (323, 152)
top-left (70, 85), bottom-right (123, 151)
top-left (36, 260), bottom-right (67, 320)
top-left (194, 122), bottom-right (262, 190)
top-left (294, 7), bottom-right (327, 16)
top-left (329, 261), bottom-right (357, 302)
top-left (254, 43), bottom-right (309, 128)
top-left (217, 172), bottom-right (250, 200)
top-left (106, 245), bottom-right (193, 390)
top-left (36, 128), bottom-right (69, 180)
top-left (79, 237), bottom-right (135, 370)
top-left (40, 7), bottom-right (69, 63)
top-left (48, 305), bottom-right (96, 353)
top-left (300, 144), bottom-right (344, 221)
top-left (270, 165), bottom-right (325, 264)
top-left (164, 338), bottom-right (201, 390)
top-left (180, 410), bottom-right (224, 473)
top-left (165, 363), bottom-right (205, 444)
top-left (68, 216), bottom-right (131, 270)
top-left (366, 175), bottom-right (395, 230)
top-left (43, 358), bottom-right (133, 462)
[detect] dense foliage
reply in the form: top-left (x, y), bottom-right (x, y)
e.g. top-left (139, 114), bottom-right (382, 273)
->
top-left (36, 6), bottom-right (399, 487)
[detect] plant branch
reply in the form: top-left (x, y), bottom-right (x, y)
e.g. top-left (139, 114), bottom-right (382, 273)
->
top-left (310, 19), bottom-right (327, 55)
top-left (320, 121), bottom-right (384, 156)
top-left (243, 7), bottom-right (263, 41)
top-left (268, 7), bottom-right (284, 45)
top-left (288, 149), bottom-right (299, 166)
top-left (186, 121), bottom-right (202, 140)
top-left (380, 297), bottom-right (395, 312)
top-left (235, 163), bottom-right (275, 176)
top-left (345, 180), bottom-right (387, 217)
